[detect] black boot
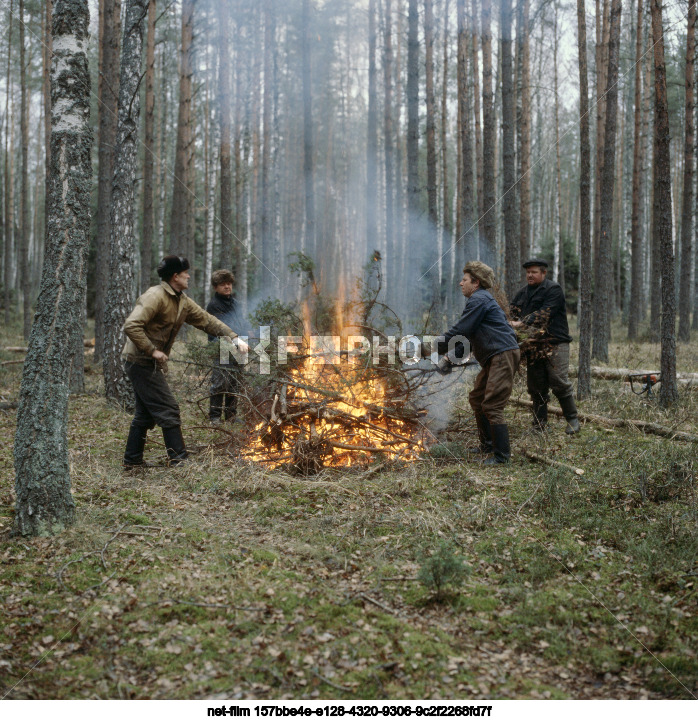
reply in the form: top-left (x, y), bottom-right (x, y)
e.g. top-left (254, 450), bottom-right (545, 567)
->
top-left (468, 413), bottom-right (493, 454)
top-left (531, 402), bottom-right (548, 432)
top-left (123, 424), bottom-right (150, 469)
top-left (223, 392), bottom-right (237, 422)
top-left (559, 395), bottom-right (581, 434)
top-left (209, 393), bottom-right (224, 423)
top-left (482, 424), bottom-right (511, 464)
top-left (162, 425), bottom-right (189, 465)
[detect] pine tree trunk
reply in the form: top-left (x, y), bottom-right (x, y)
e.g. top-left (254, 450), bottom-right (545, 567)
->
top-left (170, 0), bottom-right (194, 255)
top-left (650, 0), bottom-right (678, 406)
top-left (406, 0), bottom-right (420, 233)
top-left (481, 0), bottom-right (496, 261)
top-left (577, 0), bottom-right (592, 399)
top-left (218, 0), bottom-right (232, 270)
top-left (628, 0), bottom-right (645, 339)
top-left (302, 0), bottom-right (316, 259)
top-left (678, 0), bottom-right (695, 341)
top-left (140, 0), bottom-right (156, 293)
top-left (425, 0), bottom-right (438, 234)
top-left (516, 0), bottom-right (531, 276)
top-left (3, 1), bottom-right (12, 328)
top-left (592, 0), bottom-right (621, 363)
top-left (593, 0), bottom-right (610, 271)
top-left (471, 0), bottom-right (483, 223)
top-left (457, 0), bottom-right (474, 268)
top-left (103, 0), bottom-right (148, 408)
top-left (383, 0), bottom-right (395, 304)
top-left (367, 0), bottom-right (378, 249)
top-left (94, 0), bottom-right (121, 362)
top-left (261, 0), bottom-right (275, 288)
top-left (440, 0), bottom-right (451, 242)
top-left (553, 2), bottom-right (564, 292)
top-left (19, 0), bottom-right (31, 340)
top-left (501, 0), bottom-right (518, 298)
top-left (43, 1), bottom-right (52, 251)
top-left (14, 0), bottom-right (92, 537)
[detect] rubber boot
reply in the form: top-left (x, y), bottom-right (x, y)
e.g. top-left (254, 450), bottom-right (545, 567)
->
top-left (209, 393), bottom-right (224, 423)
top-left (559, 395), bottom-right (581, 434)
top-left (162, 425), bottom-right (189, 465)
top-left (468, 413), bottom-right (493, 454)
top-left (482, 424), bottom-right (511, 464)
top-left (122, 424), bottom-right (150, 469)
top-left (531, 402), bottom-right (548, 432)
top-left (223, 392), bottom-right (237, 422)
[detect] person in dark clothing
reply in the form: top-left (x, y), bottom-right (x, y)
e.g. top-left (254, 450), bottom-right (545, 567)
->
top-left (206, 269), bottom-right (241, 423)
top-left (122, 256), bottom-right (249, 469)
top-left (510, 258), bottom-right (580, 434)
top-left (440, 261), bottom-right (521, 464)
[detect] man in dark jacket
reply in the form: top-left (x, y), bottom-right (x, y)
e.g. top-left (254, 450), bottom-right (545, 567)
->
top-left (206, 269), bottom-right (241, 423)
top-left (122, 256), bottom-right (249, 468)
top-left (440, 261), bottom-right (521, 464)
top-left (510, 258), bottom-right (580, 434)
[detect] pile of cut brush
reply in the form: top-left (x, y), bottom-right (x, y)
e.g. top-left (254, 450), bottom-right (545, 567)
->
top-left (237, 342), bottom-right (431, 473)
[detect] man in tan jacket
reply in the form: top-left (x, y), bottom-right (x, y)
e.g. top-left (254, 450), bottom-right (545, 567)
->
top-left (122, 255), bottom-right (249, 468)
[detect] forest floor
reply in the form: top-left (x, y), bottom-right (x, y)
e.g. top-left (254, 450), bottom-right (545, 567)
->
top-left (0, 321), bottom-right (697, 700)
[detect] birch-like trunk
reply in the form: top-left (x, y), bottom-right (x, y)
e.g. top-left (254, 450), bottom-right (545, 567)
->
top-left (14, 0), bottom-right (92, 536)
top-left (102, 0), bottom-right (148, 407)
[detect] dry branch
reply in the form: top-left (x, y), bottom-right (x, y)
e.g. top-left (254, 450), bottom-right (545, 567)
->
top-left (519, 448), bottom-right (585, 475)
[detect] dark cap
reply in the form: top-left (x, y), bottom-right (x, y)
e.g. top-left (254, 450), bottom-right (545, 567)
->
top-left (522, 257), bottom-right (548, 269)
top-left (156, 255), bottom-right (190, 280)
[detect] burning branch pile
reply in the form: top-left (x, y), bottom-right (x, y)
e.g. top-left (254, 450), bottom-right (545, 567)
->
top-left (240, 351), bottom-right (429, 474)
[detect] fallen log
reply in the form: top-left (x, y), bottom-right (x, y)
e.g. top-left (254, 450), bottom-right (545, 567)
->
top-left (569, 366), bottom-right (698, 386)
top-left (514, 399), bottom-right (698, 442)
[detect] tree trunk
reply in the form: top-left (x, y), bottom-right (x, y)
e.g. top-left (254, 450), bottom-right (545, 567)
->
top-left (302, 0), bottom-right (316, 259)
top-left (94, 0), bottom-right (121, 362)
top-left (43, 1), bottom-right (52, 252)
top-left (14, 0), bottom-right (92, 537)
top-left (261, 0), bottom-right (275, 288)
top-left (103, 0), bottom-right (148, 408)
top-left (501, 0), bottom-right (518, 298)
top-left (471, 0), bottom-right (483, 223)
top-left (140, 0), bottom-right (156, 293)
top-left (678, 0), bottom-right (695, 341)
top-left (628, 0), bottom-right (645, 339)
top-left (218, 0), bottom-right (232, 270)
top-left (457, 0), bottom-right (474, 268)
top-left (593, 0), bottom-right (610, 271)
top-left (170, 0), bottom-right (194, 256)
top-left (650, 0), bottom-right (678, 406)
top-left (19, 0), bottom-right (31, 340)
top-left (424, 0), bottom-right (438, 232)
top-left (516, 0), bottom-right (531, 275)
top-left (592, 0), bottom-right (621, 363)
top-left (367, 0), bottom-right (378, 249)
top-left (3, 0), bottom-right (12, 328)
top-left (406, 0), bottom-right (420, 229)
top-left (577, 0), bottom-right (592, 400)
top-left (383, 0), bottom-right (395, 304)
top-left (481, 0), bottom-right (496, 262)
top-left (553, 2), bottom-right (564, 292)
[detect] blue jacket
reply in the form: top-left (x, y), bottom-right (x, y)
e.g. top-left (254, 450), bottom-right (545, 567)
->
top-left (443, 289), bottom-right (519, 365)
top-left (206, 293), bottom-right (239, 341)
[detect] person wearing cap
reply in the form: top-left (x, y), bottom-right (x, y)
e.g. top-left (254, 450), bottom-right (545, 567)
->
top-left (439, 261), bottom-right (521, 464)
top-left (121, 255), bottom-right (249, 468)
top-left (510, 258), bottom-right (580, 434)
top-left (206, 269), bottom-right (241, 423)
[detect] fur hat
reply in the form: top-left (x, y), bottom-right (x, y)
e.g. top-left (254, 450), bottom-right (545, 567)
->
top-left (156, 255), bottom-right (190, 280)
top-left (463, 261), bottom-right (495, 290)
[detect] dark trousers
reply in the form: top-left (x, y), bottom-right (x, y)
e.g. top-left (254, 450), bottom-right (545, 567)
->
top-left (209, 364), bottom-right (239, 421)
top-left (526, 342), bottom-right (574, 405)
top-left (468, 348), bottom-right (521, 425)
top-left (125, 361), bottom-right (181, 430)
